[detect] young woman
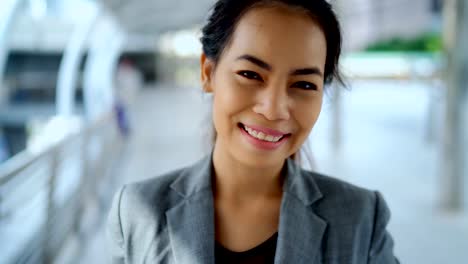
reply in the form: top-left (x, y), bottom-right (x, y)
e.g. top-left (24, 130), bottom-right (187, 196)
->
top-left (107, 0), bottom-right (399, 263)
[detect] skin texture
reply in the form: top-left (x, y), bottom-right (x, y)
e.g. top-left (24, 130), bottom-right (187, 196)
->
top-left (200, 5), bottom-right (327, 252)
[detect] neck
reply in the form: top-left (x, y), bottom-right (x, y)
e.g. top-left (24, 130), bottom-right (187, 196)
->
top-left (212, 142), bottom-right (285, 202)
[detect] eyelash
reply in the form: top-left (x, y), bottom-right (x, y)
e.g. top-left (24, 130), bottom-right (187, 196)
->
top-left (292, 81), bottom-right (317, 91)
top-left (236, 70), bottom-right (317, 91)
top-left (238, 70), bottom-right (263, 81)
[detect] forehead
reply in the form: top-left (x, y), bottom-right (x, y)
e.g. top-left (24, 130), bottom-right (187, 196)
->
top-left (223, 6), bottom-right (327, 69)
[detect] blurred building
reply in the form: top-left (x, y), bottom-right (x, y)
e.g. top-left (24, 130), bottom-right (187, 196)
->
top-left (337, 0), bottom-right (441, 50)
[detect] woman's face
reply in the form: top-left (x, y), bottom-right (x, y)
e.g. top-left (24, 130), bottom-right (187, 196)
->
top-left (201, 5), bottom-right (327, 169)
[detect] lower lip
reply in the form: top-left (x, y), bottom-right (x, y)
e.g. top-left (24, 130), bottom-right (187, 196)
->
top-left (239, 125), bottom-right (289, 151)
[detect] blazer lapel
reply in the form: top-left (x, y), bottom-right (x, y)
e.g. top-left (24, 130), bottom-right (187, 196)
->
top-left (164, 154), bottom-right (327, 264)
top-left (274, 159), bottom-right (327, 264)
top-left (165, 155), bottom-right (215, 264)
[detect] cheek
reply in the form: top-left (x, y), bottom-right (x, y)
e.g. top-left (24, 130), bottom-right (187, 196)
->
top-left (294, 97), bottom-right (323, 132)
top-left (212, 78), bottom-right (252, 132)
top-left (213, 76), bottom-right (253, 115)
top-left (212, 99), bottom-right (232, 143)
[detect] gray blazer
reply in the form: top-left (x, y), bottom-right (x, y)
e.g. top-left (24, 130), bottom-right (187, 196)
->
top-left (107, 154), bottom-right (399, 264)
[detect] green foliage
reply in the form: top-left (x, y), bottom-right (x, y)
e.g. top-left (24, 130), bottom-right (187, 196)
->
top-left (365, 33), bottom-right (442, 52)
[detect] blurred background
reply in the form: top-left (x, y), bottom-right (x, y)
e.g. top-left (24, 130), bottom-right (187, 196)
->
top-left (0, 0), bottom-right (467, 263)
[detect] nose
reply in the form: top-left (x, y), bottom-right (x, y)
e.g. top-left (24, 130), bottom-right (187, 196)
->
top-left (252, 85), bottom-right (290, 121)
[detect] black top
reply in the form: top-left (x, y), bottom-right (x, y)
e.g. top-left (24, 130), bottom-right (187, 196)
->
top-left (215, 233), bottom-right (278, 264)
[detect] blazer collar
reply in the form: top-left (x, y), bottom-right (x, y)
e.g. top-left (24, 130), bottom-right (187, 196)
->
top-left (168, 153), bottom-right (323, 204)
top-left (274, 158), bottom-right (327, 263)
top-left (282, 157), bottom-right (323, 205)
top-left (166, 153), bottom-right (327, 264)
top-left (169, 153), bottom-right (214, 199)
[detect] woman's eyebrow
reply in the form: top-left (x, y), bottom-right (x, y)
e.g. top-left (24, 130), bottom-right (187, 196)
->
top-left (236, 54), bottom-right (323, 77)
top-left (291, 68), bottom-right (323, 77)
top-left (236, 54), bottom-right (272, 71)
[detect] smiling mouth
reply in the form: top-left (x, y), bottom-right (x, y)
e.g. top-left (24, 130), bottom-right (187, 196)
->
top-left (238, 123), bottom-right (291, 143)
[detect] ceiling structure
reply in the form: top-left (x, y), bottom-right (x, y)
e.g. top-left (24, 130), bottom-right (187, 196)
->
top-left (99, 0), bottom-right (216, 35)
top-left (5, 0), bottom-right (436, 52)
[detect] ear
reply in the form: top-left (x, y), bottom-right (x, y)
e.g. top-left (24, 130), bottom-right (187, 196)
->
top-left (200, 53), bottom-right (215, 93)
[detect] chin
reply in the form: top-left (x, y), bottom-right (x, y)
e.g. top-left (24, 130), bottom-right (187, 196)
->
top-left (234, 149), bottom-right (287, 169)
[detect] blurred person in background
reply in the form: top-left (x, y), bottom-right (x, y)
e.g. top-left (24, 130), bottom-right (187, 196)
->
top-left (107, 0), bottom-right (399, 263)
top-left (114, 59), bottom-right (143, 138)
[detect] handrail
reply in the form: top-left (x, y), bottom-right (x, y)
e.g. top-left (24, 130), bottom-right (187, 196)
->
top-left (0, 110), bottom-right (123, 264)
top-left (0, 113), bottom-right (111, 184)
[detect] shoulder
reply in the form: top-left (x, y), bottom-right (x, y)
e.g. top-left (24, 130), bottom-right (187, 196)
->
top-left (109, 154), bottom-right (212, 227)
top-left (106, 164), bottom-right (191, 248)
top-left (124, 167), bottom-right (184, 200)
top-left (106, 165), bottom-right (194, 261)
top-left (301, 170), bottom-right (397, 262)
top-left (116, 166), bottom-right (186, 218)
top-left (301, 169), bottom-right (385, 220)
top-left (311, 170), bottom-right (377, 205)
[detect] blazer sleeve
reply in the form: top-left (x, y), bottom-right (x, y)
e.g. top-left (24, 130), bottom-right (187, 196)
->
top-left (368, 191), bottom-right (400, 264)
top-left (106, 186), bottom-right (126, 264)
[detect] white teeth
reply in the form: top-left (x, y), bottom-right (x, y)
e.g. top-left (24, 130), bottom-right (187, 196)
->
top-left (243, 125), bottom-right (283, 142)
top-left (257, 132), bottom-right (266, 140)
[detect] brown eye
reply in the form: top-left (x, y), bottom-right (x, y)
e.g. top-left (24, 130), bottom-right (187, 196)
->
top-left (237, 71), bottom-right (263, 81)
top-left (292, 81), bottom-right (317, 91)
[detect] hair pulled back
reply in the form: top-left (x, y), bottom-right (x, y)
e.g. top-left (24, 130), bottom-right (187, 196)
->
top-left (200, 0), bottom-right (343, 85)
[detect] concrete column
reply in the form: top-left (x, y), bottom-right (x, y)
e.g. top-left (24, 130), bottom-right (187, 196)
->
top-left (441, 0), bottom-right (468, 211)
top-left (331, 84), bottom-right (343, 151)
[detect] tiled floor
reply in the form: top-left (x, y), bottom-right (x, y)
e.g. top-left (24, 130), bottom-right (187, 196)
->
top-left (79, 81), bottom-right (468, 264)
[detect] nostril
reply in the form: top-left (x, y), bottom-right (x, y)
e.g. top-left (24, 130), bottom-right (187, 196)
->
top-left (252, 103), bottom-right (290, 121)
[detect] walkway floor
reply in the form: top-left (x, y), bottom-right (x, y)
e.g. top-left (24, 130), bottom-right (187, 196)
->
top-left (79, 81), bottom-right (468, 264)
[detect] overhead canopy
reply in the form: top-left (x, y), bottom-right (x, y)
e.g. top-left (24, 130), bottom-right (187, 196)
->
top-left (99, 0), bottom-right (216, 34)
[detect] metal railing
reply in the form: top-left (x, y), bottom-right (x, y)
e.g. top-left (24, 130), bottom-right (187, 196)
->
top-left (0, 112), bottom-right (123, 264)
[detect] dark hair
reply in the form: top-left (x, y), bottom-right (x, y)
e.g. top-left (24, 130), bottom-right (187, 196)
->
top-left (200, 0), bottom-right (344, 85)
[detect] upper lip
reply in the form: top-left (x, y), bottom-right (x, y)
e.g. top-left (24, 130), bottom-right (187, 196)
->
top-left (241, 123), bottom-right (290, 137)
